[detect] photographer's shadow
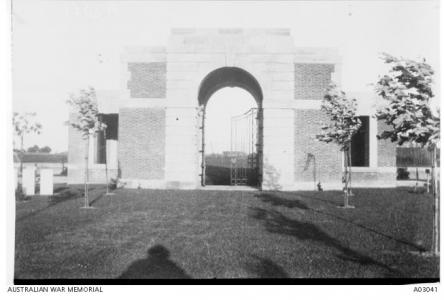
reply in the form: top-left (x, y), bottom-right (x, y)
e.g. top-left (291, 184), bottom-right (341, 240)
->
top-left (119, 245), bottom-right (191, 279)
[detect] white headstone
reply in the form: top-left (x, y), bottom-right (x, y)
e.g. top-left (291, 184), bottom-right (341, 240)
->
top-left (22, 166), bottom-right (35, 196)
top-left (40, 169), bottom-right (54, 195)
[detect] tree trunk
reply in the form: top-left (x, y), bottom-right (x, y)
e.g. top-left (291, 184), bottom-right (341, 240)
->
top-left (414, 167), bottom-right (419, 192)
top-left (426, 170), bottom-right (430, 193)
top-left (343, 150), bottom-right (349, 207)
top-left (313, 156), bottom-right (317, 191)
top-left (20, 135), bottom-right (24, 177)
top-left (432, 146), bottom-right (439, 255)
top-left (104, 128), bottom-right (110, 195)
top-left (84, 136), bottom-right (90, 208)
top-left (348, 147), bottom-right (353, 196)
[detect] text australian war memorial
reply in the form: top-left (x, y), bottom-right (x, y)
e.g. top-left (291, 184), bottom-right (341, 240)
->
top-left (67, 28), bottom-right (397, 190)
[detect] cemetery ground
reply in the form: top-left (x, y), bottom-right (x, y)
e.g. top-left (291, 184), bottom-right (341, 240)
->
top-left (15, 186), bottom-right (439, 279)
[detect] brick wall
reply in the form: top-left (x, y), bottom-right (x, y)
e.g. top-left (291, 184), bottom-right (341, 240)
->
top-left (377, 120), bottom-right (396, 167)
top-left (294, 109), bottom-right (342, 184)
top-left (118, 107), bottom-right (166, 180)
top-left (127, 62), bottom-right (166, 98)
top-left (294, 63), bottom-right (335, 100)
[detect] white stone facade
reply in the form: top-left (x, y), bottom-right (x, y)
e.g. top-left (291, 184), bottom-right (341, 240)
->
top-left (68, 28), bottom-right (396, 190)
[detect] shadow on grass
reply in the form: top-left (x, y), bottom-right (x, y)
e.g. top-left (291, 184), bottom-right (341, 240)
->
top-left (290, 191), bottom-right (343, 207)
top-left (16, 186), bottom-right (105, 222)
top-left (119, 245), bottom-right (191, 279)
top-left (250, 207), bottom-right (402, 277)
top-left (244, 254), bottom-right (289, 278)
top-left (49, 188), bottom-right (81, 207)
top-left (88, 193), bottom-right (104, 206)
top-left (258, 193), bottom-right (309, 210)
top-left (256, 193), bottom-right (427, 252)
top-left (16, 188), bottom-right (78, 222)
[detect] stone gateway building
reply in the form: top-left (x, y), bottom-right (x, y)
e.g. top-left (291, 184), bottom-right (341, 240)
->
top-left (68, 29), bottom-right (396, 190)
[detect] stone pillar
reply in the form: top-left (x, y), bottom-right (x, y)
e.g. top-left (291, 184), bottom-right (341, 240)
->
top-left (40, 169), bottom-right (54, 195)
top-left (164, 107), bottom-right (200, 188)
top-left (262, 108), bottom-right (295, 190)
top-left (22, 166), bottom-right (35, 196)
top-left (106, 140), bottom-right (118, 169)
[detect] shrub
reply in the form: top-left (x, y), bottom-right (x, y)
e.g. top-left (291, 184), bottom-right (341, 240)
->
top-left (109, 178), bottom-right (126, 190)
top-left (396, 168), bottom-right (410, 180)
top-left (15, 184), bottom-right (29, 201)
top-left (60, 167), bottom-right (67, 176)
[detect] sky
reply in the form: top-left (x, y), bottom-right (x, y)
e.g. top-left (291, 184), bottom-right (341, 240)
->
top-left (205, 88), bottom-right (257, 153)
top-left (12, 0), bottom-right (440, 152)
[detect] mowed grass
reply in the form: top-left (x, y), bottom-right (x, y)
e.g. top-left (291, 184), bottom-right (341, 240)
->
top-left (15, 186), bottom-right (439, 279)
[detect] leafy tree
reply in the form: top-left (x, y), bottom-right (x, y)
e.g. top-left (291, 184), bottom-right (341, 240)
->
top-left (316, 83), bottom-right (362, 208)
top-left (27, 145), bottom-right (52, 153)
top-left (12, 112), bottom-right (42, 174)
top-left (39, 146), bottom-right (52, 153)
top-left (375, 53), bottom-right (436, 146)
top-left (375, 53), bottom-right (440, 255)
top-left (27, 145), bottom-right (40, 153)
top-left (66, 87), bottom-right (106, 208)
top-left (13, 112), bottom-right (42, 152)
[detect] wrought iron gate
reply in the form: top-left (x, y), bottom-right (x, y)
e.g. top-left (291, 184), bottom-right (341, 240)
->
top-left (230, 108), bottom-right (259, 186)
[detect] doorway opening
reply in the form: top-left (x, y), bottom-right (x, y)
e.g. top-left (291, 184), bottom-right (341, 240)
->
top-left (198, 67), bottom-right (263, 188)
top-left (204, 88), bottom-right (258, 185)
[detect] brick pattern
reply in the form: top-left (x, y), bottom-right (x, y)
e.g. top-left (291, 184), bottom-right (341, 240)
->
top-left (118, 107), bottom-right (166, 180)
top-left (294, 63), bottom-right (335, 100)
top-left (294, 109), bottom-right (342, 183)
top-left (377, 120), bottom-right (396, 167)
top-left (127, 62), bottom-right (166, 98)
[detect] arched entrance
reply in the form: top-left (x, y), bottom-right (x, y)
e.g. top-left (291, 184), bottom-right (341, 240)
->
top-left (198, 67), bottom-right (263, 188)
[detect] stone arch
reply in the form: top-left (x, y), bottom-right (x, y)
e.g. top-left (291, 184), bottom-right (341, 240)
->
top-left (198, 67), bottom-right (263, 107)
top-left (197, 67), bottom-right (264, 187)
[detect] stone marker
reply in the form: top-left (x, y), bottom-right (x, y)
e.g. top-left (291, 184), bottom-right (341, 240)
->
top-left (22, 166), bottom-right (35, 196)
top-left (40, 169), bottom-right (54, 195)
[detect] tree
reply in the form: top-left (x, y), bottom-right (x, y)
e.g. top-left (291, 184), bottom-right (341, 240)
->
top-left (27, 145), bottom-right (40, 153)
top-left (100, 115), bottom-right (114, 196)
top-left (375, 53), bottom-right (440, 255)
top-left (39, 146), bottom-right (52, 153)
top-left (13, 113), bottom-right (42, 151)
top-left (27, 145), bottom-right (52, 153)
top-left (12, 112), bottom-right (42, 173)
top-left (66, 87), bottom-right (106, 208)
top-left (316, 83), bottom-right (362, 208)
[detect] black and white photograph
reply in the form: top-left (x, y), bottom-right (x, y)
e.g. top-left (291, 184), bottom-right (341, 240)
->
top-left (0, 0), bottom-right (442, 295)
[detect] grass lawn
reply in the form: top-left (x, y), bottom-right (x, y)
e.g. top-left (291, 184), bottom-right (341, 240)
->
top-left (15, 186), bottom-right (439, 279)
